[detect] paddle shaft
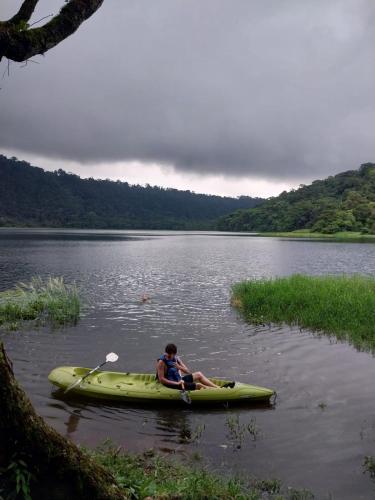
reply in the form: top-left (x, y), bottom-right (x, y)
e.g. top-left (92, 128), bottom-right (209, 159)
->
top-left (178, 368), bottom-right (191, 404)
top-left (81, 361), bottom-right (107, 381)
top-left (64, 360), bottom-right (108, 394)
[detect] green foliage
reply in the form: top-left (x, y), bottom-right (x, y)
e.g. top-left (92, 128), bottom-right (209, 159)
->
top-left (0, 453), bottom-right (34, 500)
top-left (218, 163), bottom-right (375, 234)
top-left (0, 276), bottom-right (80, 329)
top-left (232, 274), bottom-right (375, 352)
top-left (0, 155), bottom-right (262, 230)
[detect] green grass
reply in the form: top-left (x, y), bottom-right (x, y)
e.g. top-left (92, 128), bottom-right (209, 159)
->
top-left (257, 230), bottom-right (375, 240)
top-left (0, 276), bottom-right (80, 329)
top-left (232, 274), bottom-right (375, 352)
top-left (89, 443), bottom-right (314, 499)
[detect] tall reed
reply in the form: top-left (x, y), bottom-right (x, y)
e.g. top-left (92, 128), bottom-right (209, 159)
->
top-left (232, 274), bottom-right (375, 351)
top-left (0, 276), bottom-right (80, 329)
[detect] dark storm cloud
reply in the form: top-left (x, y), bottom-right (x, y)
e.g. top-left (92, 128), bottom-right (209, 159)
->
top-left (1, 0), bottom-right (374, 181)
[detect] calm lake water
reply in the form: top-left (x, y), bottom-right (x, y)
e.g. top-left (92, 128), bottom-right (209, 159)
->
top-left (1, 228), bottom-right (375, 499)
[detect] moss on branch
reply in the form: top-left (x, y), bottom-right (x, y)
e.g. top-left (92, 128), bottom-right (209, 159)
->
top-left (0, 0), bottom-right (104, 62)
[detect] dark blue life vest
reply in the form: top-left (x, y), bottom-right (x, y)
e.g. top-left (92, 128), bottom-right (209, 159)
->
top-left (157, 354), bottom-right (181, 382)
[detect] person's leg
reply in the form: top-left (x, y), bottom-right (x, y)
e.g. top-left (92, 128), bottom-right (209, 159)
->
top-left (192, 371), bottom-right (220, 388)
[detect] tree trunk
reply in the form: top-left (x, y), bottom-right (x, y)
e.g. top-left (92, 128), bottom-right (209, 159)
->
top-left (0, 342), bottom-right (125, 499)
top-left (0, 0), bottom-right (104, 62)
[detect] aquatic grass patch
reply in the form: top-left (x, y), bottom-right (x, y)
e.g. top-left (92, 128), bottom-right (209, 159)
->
top-left (0, 276), bottom-right (80, 329)
top-left (231, 274), bottom-right (375, 352)
top-left (89, 443), bottom-right (314, 499)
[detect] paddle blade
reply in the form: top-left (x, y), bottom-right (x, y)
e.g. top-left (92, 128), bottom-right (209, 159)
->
top-left (106, 352), bottom-right (118, 363)
top-left (180, 390), bottom-right (192, 404)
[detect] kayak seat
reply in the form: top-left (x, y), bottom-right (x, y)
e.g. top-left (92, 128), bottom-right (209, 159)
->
top-left (73, 367), bottom-right (90, 377)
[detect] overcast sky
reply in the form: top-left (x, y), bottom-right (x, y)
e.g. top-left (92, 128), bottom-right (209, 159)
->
top-left (1, 0), bottom-right (374, 197)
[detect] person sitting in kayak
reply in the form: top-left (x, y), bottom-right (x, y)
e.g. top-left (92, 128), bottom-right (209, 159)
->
top-left (157, 343), bottom-right (234, 390)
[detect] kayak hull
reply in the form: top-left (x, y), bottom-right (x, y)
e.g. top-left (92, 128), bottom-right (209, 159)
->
top-left (48, 367), bottom-right (274, 404)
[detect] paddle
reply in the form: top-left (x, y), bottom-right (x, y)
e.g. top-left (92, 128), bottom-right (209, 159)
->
top-left (64, 352), bottom-right (119, 394)
top-left (178, 365), bottom-right (192, 404)
top-left (180, 384), bottom-right (192, 404)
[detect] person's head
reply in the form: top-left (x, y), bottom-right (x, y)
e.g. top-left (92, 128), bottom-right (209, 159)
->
top-left (165, 343), bottom-right (177, 356)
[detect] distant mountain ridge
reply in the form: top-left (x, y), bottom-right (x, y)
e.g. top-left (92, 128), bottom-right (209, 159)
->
top-left (0, 155), bottom-right (263, 229)
top-left (218, 163), bottom-right (375, 234)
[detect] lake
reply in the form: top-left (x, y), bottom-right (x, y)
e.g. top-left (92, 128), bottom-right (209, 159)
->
top-left (1, 228), bottom-right (375, 499)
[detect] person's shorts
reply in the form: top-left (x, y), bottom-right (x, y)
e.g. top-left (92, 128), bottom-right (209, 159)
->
top-left (164, 373), bottom-right (196, 391)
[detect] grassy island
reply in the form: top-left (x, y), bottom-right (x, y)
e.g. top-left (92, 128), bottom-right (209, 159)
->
top-left (232, 274), bottom-right (375, 351)
top-left (0, 276), bottom-right (80, 329)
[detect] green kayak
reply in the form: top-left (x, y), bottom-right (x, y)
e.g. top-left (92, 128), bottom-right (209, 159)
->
top-left (48, 366), bottom-right (274, 404)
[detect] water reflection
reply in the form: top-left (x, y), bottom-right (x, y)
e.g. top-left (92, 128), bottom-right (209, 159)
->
top-left (0, 228), bottom-right (156, 242)
top-left (65, 410), bottom-right (82, 438)
top-left (2, 230), bottom-right (375, 500)
top-left (154, 410), bottom-right (193, 445)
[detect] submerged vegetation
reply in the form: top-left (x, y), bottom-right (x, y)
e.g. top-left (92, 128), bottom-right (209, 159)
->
top-left (89, 443), bottom-right (314, 499)
top-left (364, 456), bottom-right (375, 479)
top-left (225, 414), bottom-right (261, 449)
top-left (232, 274), bottom-right (375, 351)
top-left (0, 276), bottom-right (80, 329)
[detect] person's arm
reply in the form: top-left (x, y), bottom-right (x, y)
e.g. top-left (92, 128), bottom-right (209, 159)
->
top-left (156, 360), bottom-right (183, 387)
top-left (176, 356), bottom-right (190, 374)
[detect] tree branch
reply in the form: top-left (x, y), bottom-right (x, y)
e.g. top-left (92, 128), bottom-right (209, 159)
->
top-left (0, 0), bottom-right (104, 62)
top-left (6, 0), bottom-right (40, 26)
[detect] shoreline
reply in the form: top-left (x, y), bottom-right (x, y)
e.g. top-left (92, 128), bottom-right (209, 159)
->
top-left (91, 444), bottom-right (315, 499)
top-left (1, 225), bottom-right (375, 241)
top-left (256, 230), bottom-right (375, 240)
top-left (1, 226), bottom-right (375, 241)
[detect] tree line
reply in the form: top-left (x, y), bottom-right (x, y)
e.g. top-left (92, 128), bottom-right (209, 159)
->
top-left (0, 155), bottom-right (262, 230)
top-left (218, 163), bottom-right (375, 234)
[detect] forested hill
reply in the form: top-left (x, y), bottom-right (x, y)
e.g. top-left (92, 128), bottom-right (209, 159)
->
top-left (0, 155), bottom-right (262, 229)
top-left (218, 163), bottom-right (375, 234)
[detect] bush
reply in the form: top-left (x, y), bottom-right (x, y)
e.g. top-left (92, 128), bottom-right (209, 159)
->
top-left (0, 276), bottom-right (80, 329)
